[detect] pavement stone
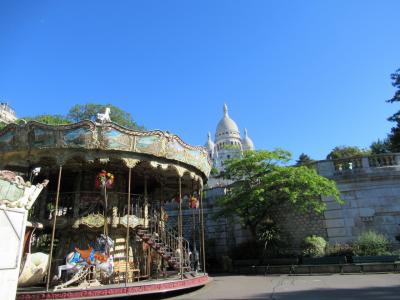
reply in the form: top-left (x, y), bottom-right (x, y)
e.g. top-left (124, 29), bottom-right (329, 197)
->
top-left (161, 273), bottom-right (400, 300)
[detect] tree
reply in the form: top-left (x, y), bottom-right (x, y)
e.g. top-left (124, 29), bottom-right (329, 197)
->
top-left (326, 146), bottom-right (370, 160)
top-left (67, 103), bottom-right (144, 130)
top-left (370, 138), bottom-right (391, 154)
top-left (215, 150), bottom-right (341, 239)
top-left (386, 68), bottom-right (400, 152)
top-left (22, 114), bottom-right (71, 125)
top-left (296, 153), bottom-right (314, 166)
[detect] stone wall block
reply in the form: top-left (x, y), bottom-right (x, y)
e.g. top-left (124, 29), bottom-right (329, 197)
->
top-left (327, 227), bottom-right (346, 237)
top-left (325, 219), bottom-right (345, 228)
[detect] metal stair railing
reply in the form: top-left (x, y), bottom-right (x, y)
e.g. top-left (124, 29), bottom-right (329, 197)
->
top-left (146, 210), bottom-right (191, 272)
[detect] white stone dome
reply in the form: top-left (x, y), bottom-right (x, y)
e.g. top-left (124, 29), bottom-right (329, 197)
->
top-left (205, 132), bottom-right (215, 151)
top-left (242, 128), bottom-right (255, 150)
top-left (215, 104), bottom-right (240, 141)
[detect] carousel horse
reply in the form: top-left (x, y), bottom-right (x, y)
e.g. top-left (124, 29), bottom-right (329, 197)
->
top-left (56, 235), bottom-right (114, 280)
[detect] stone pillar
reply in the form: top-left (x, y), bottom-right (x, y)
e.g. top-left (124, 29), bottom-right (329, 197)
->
top-left (395, 154), bottom-right (400, 165)
top-left (361, 157), bottom-right (370, 169)
top-left (315, 161), bottom-right (335, 177)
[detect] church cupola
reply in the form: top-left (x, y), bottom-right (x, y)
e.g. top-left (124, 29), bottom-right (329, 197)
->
top-left (242, 128), bottom-right (255, 151)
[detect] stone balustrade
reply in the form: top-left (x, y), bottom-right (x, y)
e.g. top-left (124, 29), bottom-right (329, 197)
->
top-left (311, 153), bottom-right (400, 178)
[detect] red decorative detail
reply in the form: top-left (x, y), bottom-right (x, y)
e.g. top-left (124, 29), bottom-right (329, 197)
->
top-left (17, 275), bottom-right (209, 300)
top-left (189, 196), bottom-right (199, 209)
top-left (95, 170), bottom-right (114, 189)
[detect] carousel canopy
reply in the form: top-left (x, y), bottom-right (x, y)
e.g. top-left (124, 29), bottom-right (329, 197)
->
top-left (0, 120), bottom-right (211, 180)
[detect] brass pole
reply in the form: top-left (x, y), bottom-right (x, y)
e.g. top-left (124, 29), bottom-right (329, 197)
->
top-left (144, 176), bottom-right (148, 228)
top-left (178, 176), bottom-right (183, 279)
top-left (198, 191), bottom-right (202, 272)
top-left (144, 176), bottom-right (149, 276)
top-left (125, 167), bottom-right (132, 285)
top-left (46, 165), bottom-right (63, 291)
top-left (200, 188), bottom-right (206, 274)
top-left (192, 180), bottom-right (196, 264)
top-left (104, 186), bottom-right (108, 236)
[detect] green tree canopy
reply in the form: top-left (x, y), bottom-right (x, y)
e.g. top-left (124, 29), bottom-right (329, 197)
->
top-left (22, 114), bottom-right (71, 125)
top-left (386, 68), bottom-right (400, 152)
top-left (67, 103), bottom-right (144, 130)
top-left (216, 150), bottom-right (341, 238)
top-left (326, 146), bottom-right (370, 160)
top-left (370, 138), bottom-right (391, 154)
top-left (296, 153), bottom-right (314, 166)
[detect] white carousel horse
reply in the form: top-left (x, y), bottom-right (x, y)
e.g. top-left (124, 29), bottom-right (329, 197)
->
top-left (96, 107), bottom-right (111, 123)
top-left (56, 235), bottom-right (114, 280)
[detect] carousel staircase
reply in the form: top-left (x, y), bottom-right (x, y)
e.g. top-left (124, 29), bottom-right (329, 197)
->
top-left (136, 212), bottom-right (191, 274)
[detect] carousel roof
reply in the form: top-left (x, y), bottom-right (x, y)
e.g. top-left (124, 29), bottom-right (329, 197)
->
top-left (0, 120), bottom-right (211, 179)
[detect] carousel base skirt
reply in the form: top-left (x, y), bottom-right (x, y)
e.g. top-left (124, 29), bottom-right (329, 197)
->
top-left (16, 274), bottom-right (210, 300)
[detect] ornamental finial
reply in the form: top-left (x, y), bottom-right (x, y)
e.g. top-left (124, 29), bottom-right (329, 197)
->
top-left (223, 103), bottom-right (228, 117)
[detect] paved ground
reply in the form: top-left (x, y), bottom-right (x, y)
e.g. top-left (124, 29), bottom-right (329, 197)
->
top-left (159, 273), bottom-right (400, 300)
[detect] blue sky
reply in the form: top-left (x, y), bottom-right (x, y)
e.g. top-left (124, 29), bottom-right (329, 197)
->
top-left (1, 1), bottom-right (399, 161)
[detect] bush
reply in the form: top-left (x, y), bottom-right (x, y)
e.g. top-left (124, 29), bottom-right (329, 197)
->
top-left (326, 243), bottom-right (354, 257)
top-left (353, 231), bottom-right (391, 256)
top-left (302, 235), bottom-right (327, 257)
top-left (256, 220), bottom-right (293, 257)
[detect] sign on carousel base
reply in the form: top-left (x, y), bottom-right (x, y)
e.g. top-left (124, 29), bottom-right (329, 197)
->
top-left (17, 274), bottom-right (210, 300)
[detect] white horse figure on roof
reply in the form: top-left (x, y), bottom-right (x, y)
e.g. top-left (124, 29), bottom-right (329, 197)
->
top-left (96, 107), bottom-right (111, 124)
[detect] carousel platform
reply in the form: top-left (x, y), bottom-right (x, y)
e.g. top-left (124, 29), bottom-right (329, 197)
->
top-left (16, 274), bottom-right (210, 299)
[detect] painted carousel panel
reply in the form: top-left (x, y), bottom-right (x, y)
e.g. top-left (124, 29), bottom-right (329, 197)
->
top-left (63, 127), bottom-right (94, 148)
top-left (102, 129), bottom-right (132, 151)
top-left (0, 130), bottom-right (15, 151)
top-left (31, 128), bottom-right (56, 148)
top-left (165, 139), bottom-right (186, 161)
top-left (136, 135), bottom-right (163, 155)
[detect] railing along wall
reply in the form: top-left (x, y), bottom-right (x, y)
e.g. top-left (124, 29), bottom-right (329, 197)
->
top-left (312, 153), bottom-right (400, 177)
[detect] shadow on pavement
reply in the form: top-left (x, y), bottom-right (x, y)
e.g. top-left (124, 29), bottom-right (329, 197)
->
top-left (250, 286), bottom-right (400, 300)
top-left (112, 286), bottom-right (204, 300)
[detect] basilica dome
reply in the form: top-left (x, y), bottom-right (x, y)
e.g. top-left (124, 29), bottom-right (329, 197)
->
top-left (242, 128), bottom-right (255, 151)
top-left (215, 104), bottom-right (240, 142)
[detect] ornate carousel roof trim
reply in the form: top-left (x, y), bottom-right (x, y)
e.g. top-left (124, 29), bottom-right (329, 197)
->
top-left (0, 120), bottom-right (211, 177)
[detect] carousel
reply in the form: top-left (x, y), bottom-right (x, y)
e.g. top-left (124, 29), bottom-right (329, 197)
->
top-left (0, 110), bottom-right (210, 299)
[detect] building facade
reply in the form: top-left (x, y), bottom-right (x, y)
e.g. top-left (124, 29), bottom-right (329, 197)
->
top-left (0, 103), bottom-right (17, 124)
